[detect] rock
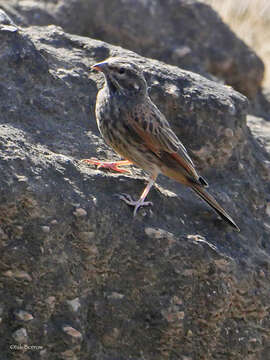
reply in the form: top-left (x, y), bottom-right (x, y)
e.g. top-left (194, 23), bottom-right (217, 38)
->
top-left (107, 292), bottom-right (125, 300)
top-left (67, 298), bottom-right (81, 312)
top-left (0, 7), bottom-right (17, 33)
top-left (73, 208), bottom-right (87, 218)
top-left (12, 328), bottom-right (28, 344)
top-left (3, 270), bottom-right (32, 282)
top-left (0, 11), bottom-right (270, 360)
top-left (41, 225), bottom-right (50, 233)
top-left (0, 226), bottom-right (8, 241)
top-left (60, 349), bottom-right (78, 360)
top-left (14, 310), bottom-right (34, 322)
top-left (62, 325), bottom-right (82, 340)
top-left (0, 0), bottom-right (264, 98)
top-left (247, 115), bottom-right (270, 154)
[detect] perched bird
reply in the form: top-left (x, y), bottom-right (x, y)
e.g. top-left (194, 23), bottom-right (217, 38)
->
top-left (84, 57), bottom-right (239, 231)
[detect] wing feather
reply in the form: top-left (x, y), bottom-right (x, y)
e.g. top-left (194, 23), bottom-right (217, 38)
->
top-left (129, 100), bottom-right (199, 181)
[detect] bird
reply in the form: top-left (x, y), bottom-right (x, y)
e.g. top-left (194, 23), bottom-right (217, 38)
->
top-left (83, 56), bottom-right (240, 231)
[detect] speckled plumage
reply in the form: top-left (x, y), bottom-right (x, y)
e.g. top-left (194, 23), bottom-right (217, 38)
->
top-left (89, 57), bottom-right (239, 231)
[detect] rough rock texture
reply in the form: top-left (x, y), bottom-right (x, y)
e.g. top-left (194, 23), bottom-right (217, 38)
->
top-left (0, 0), bottom-right (264, 98)
top-left (1, 12), bottom-right (270, 360)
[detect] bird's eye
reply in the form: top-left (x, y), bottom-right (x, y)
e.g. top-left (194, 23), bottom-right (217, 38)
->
top-left (118, 67), bottom-right (125, 74)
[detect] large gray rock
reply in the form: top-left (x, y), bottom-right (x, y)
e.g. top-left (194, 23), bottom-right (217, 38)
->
top-left (0, 0), bottom-right (264, 98)
top-left (0, 16), bottom-right (270, 360)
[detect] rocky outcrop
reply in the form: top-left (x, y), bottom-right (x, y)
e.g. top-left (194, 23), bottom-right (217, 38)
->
top-left (0, 9), bottom-right (270, 360)
top-left (0, 0), bottom-right (264, 98)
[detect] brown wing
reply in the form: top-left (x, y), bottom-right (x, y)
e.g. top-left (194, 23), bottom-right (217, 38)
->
top-left (129, 100), bottom-right (200, 181)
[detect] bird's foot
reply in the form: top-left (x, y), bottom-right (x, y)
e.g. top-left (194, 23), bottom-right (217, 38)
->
top-left (81, 158), bottom-right (132, 174)
top-left (116, 193), bottom-right (153, 216)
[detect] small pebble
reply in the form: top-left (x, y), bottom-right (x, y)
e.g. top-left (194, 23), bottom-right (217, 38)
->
top-left (214, 259), bottom-right (229, 271)
top-left (176, 311), bottom-right (185, 320)
top-left (238, 162), bottom-right (244, 171)
top-left (14, 310), bottom-right (34, 321)
top-left (41, 226), bottom-right (50, 233)
top-left (172, 296), bottom-right (183, 305)
top-left (174, 45), bottom-right (191, 58)
top-left (88, 245), bottom-right (98, 255)
top-left (62, 325), bottom-right (82, 340)
top-left (224, 128), bottom-right (234, 138)
top-left (0, 227), bottom-right (8, 240)
top-left (107, 292), bottom-right (124, 300)
top-left (60, 349), bottom-right (78, 360)
top-left (73, 208), bottom-right (87, 217)
top-left (145, 227), bottom-right (173, 239)
top-left (46, 296), bottom-right (56, 309)
top-left (4, 270), bottom-right (32, 282)
top-left (16, 175), bottom-right (28, 182)
top-left (67, 298), bottom-right (81, 312)
top-left (12, 328), bottom-right (28, 344)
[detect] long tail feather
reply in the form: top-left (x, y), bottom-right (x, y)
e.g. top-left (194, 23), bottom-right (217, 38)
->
top-left (191, 184), bottom-right (240, 231)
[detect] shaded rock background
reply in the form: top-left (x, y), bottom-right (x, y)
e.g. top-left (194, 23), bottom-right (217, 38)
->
top-left (0, 2), bottom-right (270, 360)
top-left (0, 0), bottom-right (264, 98)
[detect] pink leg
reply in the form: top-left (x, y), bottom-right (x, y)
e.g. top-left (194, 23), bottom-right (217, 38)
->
top-left (117, 176), bottom-right (157, 216)
top-left (81, 158), bottom-right (132, 174)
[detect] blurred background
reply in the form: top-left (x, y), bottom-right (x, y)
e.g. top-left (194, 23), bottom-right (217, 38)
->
top-left (205, 0), bottom-right (270, 85)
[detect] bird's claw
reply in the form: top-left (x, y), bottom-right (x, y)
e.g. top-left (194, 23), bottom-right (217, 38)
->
top-left (81, 158), bottom-right (131, 174)
top-left (115, 193), bottom-right (153, 216)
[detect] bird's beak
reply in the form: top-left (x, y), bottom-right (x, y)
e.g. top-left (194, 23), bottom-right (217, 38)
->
top-left (91, 61), bottom-right (107, 72)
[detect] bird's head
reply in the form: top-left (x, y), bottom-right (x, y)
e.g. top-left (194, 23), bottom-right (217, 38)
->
top-left (92, 57), bottom-right (147, 99)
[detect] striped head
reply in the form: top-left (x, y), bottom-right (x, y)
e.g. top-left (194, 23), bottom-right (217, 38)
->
top-left (92, 57), bottom-right (148, 99)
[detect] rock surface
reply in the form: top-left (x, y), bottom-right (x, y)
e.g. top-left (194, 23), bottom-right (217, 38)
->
top-left (0, 10), bottom-right (270, 360)
top-left (0, 0), bottom-right (264, 98)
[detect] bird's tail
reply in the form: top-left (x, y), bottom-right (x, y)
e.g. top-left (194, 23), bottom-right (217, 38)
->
top-left (191, 184), bottom-right (240, 231)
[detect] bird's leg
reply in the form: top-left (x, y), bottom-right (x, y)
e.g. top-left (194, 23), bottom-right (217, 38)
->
top-left (81, 158), bottom-right (132, 174)
top-left (117, 175), bottom-right (157, 216)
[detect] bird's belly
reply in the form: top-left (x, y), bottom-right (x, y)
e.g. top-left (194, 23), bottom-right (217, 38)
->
top-left (96, 106), bottom-right (160, 174)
